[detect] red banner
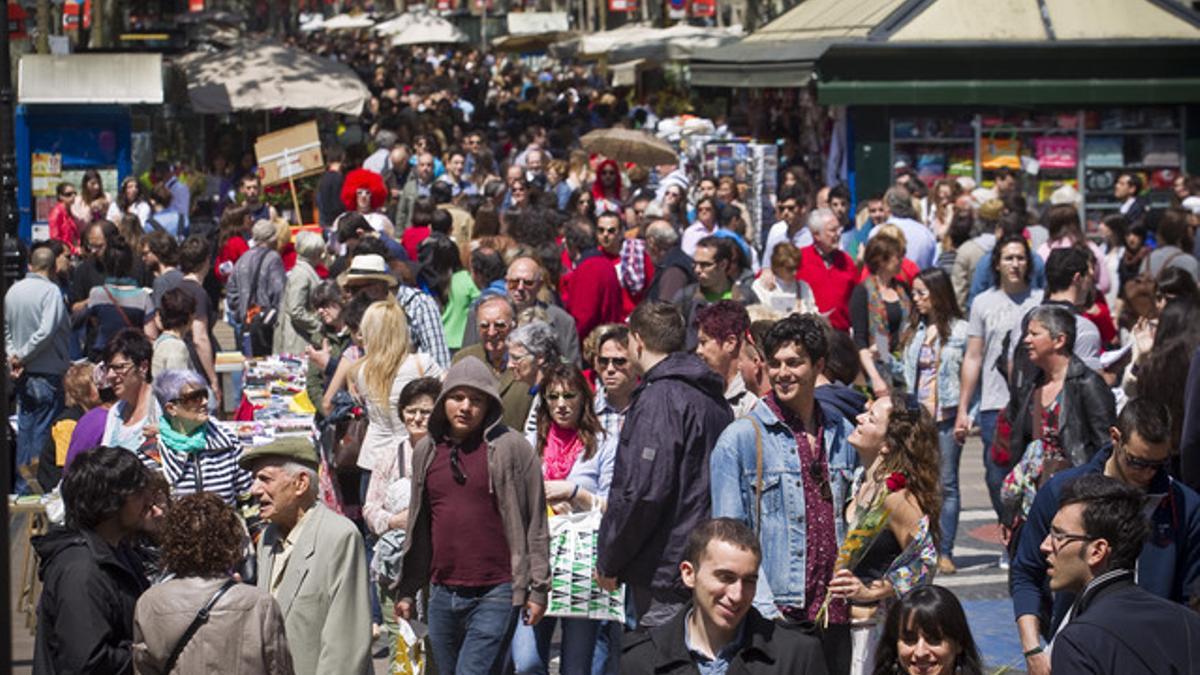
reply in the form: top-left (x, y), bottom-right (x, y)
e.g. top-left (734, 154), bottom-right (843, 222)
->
top-left (610, 0), bottom-right (637, 12)
top-left (691, 0), bottom-right (715, 16)
top-left (189, 0), bottom-right (205, 12)
top-left (8, 3), bottom-right (26, 39)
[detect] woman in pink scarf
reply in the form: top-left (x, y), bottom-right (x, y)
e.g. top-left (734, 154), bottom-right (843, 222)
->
top-left (513, 361), bottom-right (614, 675)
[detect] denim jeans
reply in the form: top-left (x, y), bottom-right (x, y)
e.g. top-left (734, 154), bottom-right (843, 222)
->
top-left (15, 373), bottom-right (63, 495)
top-left (977, 409), bottom-right (1007, 521)
top-left (511, 617), bottom-right (600, 675)
top-left (937, 418), bottom-right (963, 557)
top-left (428, 582), bottom-right (519, 675)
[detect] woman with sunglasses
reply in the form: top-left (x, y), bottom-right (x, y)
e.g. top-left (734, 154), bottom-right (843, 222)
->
top-left (364, 376), bottom-right (441, 669)
top-left (831, 395), bottom-right (941, 675)
top-left (99, 329), bottom-right (163, 462)
top-left (900, 268), bottom-right (967, 575)
top-left (151, 369), bottom-right (250, 505)
top-left (590, 158), bottom-right (623, 215)
top-left (512, 362), bottom-right (613, 675)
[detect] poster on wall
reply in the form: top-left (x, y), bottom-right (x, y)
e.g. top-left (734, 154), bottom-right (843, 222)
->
top-left (31, 152), bottom-right (61, 223)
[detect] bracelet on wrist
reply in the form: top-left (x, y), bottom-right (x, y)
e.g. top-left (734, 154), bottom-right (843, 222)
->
top-left (1023, 645), bottom-right (1044, 658)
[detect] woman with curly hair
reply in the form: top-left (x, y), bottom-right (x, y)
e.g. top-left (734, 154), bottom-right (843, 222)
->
top-left (830, 395), bottom-right (942, 675)
top-left (133, 492), bottom-right (294, 674)
top-left (512, 362), bottom-right (615, 675)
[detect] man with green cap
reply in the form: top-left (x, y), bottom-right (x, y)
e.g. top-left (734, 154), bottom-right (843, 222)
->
top-left (240, 436), bottom-right (372, 675)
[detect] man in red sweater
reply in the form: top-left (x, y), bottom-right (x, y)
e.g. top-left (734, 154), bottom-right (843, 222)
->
top-left (560, 217), bottom-right (624, 343)
top-left (797, 207), bottom-right (858, 331)
top-left (596, 210), bottom-right (655, 319)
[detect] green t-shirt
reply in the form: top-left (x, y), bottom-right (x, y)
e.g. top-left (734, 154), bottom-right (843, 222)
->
top-left (442, 269), bottom-right (481, 349)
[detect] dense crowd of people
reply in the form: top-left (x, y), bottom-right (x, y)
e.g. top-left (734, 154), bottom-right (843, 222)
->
top-left (15, 38), bottom-right (1200, 675)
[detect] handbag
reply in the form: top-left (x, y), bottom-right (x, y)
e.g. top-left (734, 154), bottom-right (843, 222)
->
top-left (392, 618), bottom-right (428, 675)
top-left (373, 442), bottom-right (411, 588)
top-left (545, 509), bottom-right (625, 621)
top-left (244, 251), bottom-right (277, 357)
top-left (162, 578), bottom-right (237, 674)
top-left (333, 407), bottom-right (368, 471)
top-left (1124, 250), bottom-right (1186, 320)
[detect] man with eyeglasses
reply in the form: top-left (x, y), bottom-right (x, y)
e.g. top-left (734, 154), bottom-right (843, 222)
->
top-left (1011, 398), bottom-right (1200, 675)
top-left (674, 236), bottom-right (758, 351)
top-left (596, 210), bottom-right (656, 318)
top-left (452, 295), bottom-right (533, 431)
top-left (761, 185), bottom-right (810, 269)
top-left (395, 356), bottom-right (550, 674)
top-left (469, 256), bottom-right (580, 364)
top-left (709, 314), bottom-right (859, 671)
top-left (1033, 473), bottom-right (1200, 673)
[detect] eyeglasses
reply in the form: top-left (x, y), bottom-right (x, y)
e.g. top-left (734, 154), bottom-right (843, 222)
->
top-left (506, 278), bottom-right (538, 288)
top-left (601, 169), bottom-right (618, 176)
top-left (596, 356), bottom-right (628, 369)
top-left (106, 360), bottom-right (135, 376)
top-left (1121, 446), bottom-right (1170, 471)
top-left (697, 206), bottom-right (714, 213)
top-left (402, 406), bottom-right (433, 418)
top-left (61, 191), bottom-right (77, 198)
top-left (171, 389), bottom-right (209, 407)
top-left (478, 320), bottom-right (510, 331)
top-left (1049, 530), bottom-right (1095, 551)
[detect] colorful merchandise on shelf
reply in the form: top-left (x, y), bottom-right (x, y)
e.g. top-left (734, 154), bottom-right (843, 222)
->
top-left (1035, 136), bottom-right (1078, 169)
top-left (1084, 136), bottom-right (1123, 167)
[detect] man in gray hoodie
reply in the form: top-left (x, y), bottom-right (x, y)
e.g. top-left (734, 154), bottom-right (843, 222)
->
top-left (395, 356), bottom-right (550, 674)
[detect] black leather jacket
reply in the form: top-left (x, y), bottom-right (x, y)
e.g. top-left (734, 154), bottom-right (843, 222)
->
top-left (1006, 355), bottom-right (1116, 467)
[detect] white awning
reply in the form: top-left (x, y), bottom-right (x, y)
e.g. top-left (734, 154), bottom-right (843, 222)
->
top-left (19, 53), bottom-right (163, 104)
top-left (507, 12), bottom-right (569, 35)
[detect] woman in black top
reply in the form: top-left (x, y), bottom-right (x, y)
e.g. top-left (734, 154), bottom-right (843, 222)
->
top-left (851, 234), bottom-right (912, 399)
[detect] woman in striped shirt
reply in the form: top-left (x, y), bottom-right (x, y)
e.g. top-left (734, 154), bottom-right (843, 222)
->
top-left (151, 369), bottom-right (252, 505)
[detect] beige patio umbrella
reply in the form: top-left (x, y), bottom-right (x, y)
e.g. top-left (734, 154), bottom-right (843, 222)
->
top-left (580, 128), bottom-right (679, 166)
top-left (180, 43), bottom-right (370, 115)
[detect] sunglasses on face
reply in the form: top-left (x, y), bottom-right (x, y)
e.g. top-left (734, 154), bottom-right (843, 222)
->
top-left (596, 356), bottom-right (628, 369)
top-left (171, 389), bottom-right (209, 407)
top-left (507, 278), bottom-right (537, 288)
top-left (545, 392), bottom-right (579, 403)
top-left (597, 227), bottom-right (620, 236)
top-left (62, 191), bottom-right (77, 198)
top-left (1122, 447), bottom-right (1170, 471)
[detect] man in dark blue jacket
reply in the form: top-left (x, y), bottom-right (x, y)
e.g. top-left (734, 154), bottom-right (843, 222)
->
top-left (1010, 398), bottom-right (1200, 674)
top-left (597, 301), bottom-right (734, 629)
top-left (1042, 474), bottom-right (1200, 674)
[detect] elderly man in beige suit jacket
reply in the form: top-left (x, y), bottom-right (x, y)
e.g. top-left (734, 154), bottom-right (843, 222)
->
top-left (241, 437), bottom-right (372, 675)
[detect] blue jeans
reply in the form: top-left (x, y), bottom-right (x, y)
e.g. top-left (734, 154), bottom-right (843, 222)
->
top-left (512, 617), bottom-right (600, 675)
top-left (938, 418), bottom-right (963, 557)
top-left (977, 409), bottom-right (1007, 521)
top-left (15, 373), bottom-right (63, 495)
top-left (428, 582), bottom-right (519, 675)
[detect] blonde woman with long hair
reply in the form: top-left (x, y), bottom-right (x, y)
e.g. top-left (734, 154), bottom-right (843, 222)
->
top-left (322, 298), bottom-right (445, 487)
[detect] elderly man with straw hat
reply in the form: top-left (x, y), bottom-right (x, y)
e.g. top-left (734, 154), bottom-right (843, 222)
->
top-left (240, 436), bottom-right (372, 675)
top-left (228, 219), bottom-right (287, 356)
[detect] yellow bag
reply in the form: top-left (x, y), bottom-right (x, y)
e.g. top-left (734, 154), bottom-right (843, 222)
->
top-left (391, 619), bottom-right (427, 675)
top-left (981, 134), bottom-right (1021, 170)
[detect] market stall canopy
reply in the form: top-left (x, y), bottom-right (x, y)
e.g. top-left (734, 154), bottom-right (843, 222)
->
top-left (580, 128), bottom-right (678, 166)
top-left (316, 13), bottom-right (375, 31)
top-left (179, 43), bottom-right (369, 115)
top-left (689, 39), bottom-right (834, 88)
top-left (552, 23), bottom-right (742, 63)
top-left (492, 11), bottom-right (573, 51)
top-left (696, 0), bottom-right (1200, 94)
top-left (376, 11), bottom-right (468, 44)
top-left (19, 53), bottom-right (163, 104)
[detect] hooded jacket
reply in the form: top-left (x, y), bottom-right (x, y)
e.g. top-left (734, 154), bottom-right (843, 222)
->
top-left (597, 352), bottom-right (734, 593)
top-left (396, 356), bottom-right (551, 607)
top-left (33, 526), bottom-right (149, 674)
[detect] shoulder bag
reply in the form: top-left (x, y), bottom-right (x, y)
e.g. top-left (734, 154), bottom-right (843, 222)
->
top-left (244, 251), bottom-right (277, 357)
top-left (162, 578), bottom-right (237, 673)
